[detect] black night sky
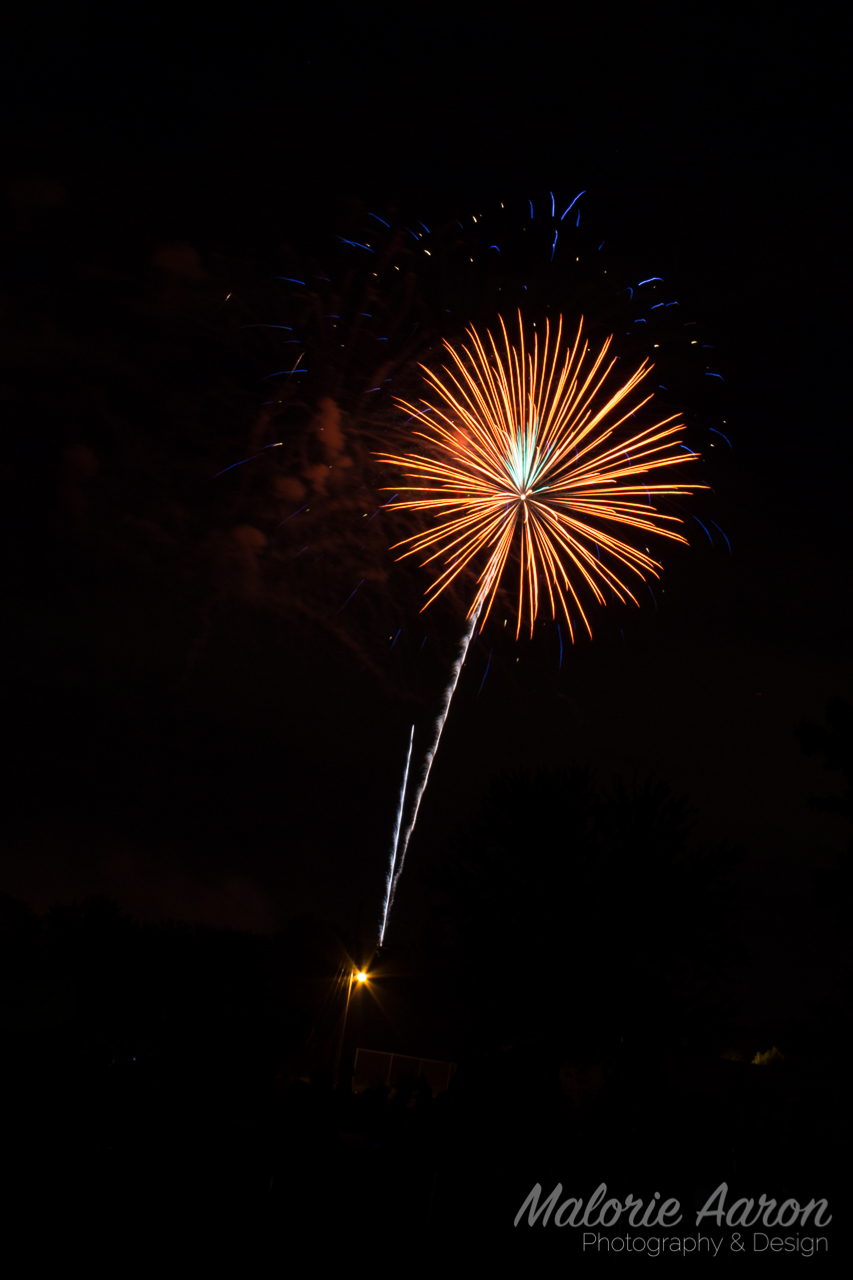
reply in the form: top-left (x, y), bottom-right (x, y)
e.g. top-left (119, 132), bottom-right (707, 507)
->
top-left (2, 6), bottom-right (850, 1236)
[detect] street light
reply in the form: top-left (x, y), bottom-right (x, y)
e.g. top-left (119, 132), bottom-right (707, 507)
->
top-left (334, 967), bottom-right (368, 1084)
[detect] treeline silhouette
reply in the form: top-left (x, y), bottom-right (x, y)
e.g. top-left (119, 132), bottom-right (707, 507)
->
top-left (0, 759), bottom-right (848, 1236)
top-left (798, 697), bottom-right (853, 938)
top-left (421, 768), bottom-right (739, 1053)
top-left (1, 897), bottom-right (314, 1192)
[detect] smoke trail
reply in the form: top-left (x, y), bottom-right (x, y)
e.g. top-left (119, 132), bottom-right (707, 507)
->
top-left (378, 725), bottom-right (414, 946)
top-left (381, 599), bottom-right (484, 939)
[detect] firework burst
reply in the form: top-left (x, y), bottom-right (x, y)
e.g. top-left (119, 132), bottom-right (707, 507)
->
top-left (378, 312), bottom-right (704, 638)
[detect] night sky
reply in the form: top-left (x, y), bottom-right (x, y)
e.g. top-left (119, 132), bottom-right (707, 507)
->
top-left (2, 9), bottom-right (849, 1037)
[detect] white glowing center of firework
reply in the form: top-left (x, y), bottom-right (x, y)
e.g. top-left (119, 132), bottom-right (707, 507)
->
top-left (506, 424), bottom-right (548, 497)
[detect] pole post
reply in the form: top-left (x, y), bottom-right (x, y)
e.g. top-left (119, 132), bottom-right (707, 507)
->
top-left (334, 969), bottom-right (354, 1085)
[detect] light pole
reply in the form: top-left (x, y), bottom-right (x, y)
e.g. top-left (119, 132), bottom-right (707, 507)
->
top-left (334, 968), bottom-right (367, 1085)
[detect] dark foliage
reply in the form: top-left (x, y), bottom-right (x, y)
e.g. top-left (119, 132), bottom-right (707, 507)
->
top-left (798, 698), bottom-right (853, 936)
top-left (423, 769), bottom-right (740, 1050)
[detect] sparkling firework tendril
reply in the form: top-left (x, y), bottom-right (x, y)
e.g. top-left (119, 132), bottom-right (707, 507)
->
top-left (377, 311), bottom-right (704, 640)
top-left (375, 313), bottom-right (704, 945)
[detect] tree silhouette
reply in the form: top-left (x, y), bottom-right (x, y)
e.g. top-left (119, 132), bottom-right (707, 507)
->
top-left (797, 697), bottom-right (853, 936)
top-left (425, 768), bottom-right (737, 1052)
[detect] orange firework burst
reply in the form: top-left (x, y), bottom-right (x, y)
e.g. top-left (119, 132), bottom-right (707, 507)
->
top-left (377, 313), bottom-right (704, 638)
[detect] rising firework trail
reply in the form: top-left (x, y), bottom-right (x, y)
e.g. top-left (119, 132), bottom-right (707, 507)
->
top-left (378, 583), bottom-right (493, 946)
top-left (375, 311), bottom-right (703, 941)
top-left (379, 723), bottom-right (414, 946)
